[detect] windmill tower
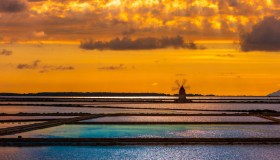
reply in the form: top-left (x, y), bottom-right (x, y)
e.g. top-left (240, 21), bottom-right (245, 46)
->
top-left (173, 79), bottom-right (191, 103)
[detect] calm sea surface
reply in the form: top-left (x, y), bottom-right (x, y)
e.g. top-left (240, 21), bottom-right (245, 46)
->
top-left (0, 146), bottom-right (279, 160)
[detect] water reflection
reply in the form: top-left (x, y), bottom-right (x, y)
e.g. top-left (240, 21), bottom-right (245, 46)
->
top-left (4, 125), bottom-right (280, 138)
top-left (0, 146), bottom-right (279, 160)
top-left (82, 116), bottom-right (270, 122)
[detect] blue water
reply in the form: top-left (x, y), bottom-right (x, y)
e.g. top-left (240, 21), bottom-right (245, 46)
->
top-left (0, 146), bottom-right (279, 160)
top-left (5, 125), bottom-right (280, 138)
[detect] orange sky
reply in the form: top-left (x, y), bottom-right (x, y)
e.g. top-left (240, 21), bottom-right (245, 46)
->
top-left (0, 0), bottom-right (279, 42)
top-left (0, 0), bottom-right (280, 95)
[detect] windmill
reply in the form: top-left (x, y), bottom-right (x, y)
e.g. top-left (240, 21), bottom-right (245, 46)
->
top-left (172, 79), bottom-right (191, 103)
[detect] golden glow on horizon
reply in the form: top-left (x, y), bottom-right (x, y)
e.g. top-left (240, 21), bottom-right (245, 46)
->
top-left (0, 0), bottom-right (279, 96)
top-left (1, 43), bottom-right (280, 96)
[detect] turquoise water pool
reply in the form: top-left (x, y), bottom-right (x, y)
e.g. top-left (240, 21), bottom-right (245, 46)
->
top-left (4, 124), bottom-right (280, 138)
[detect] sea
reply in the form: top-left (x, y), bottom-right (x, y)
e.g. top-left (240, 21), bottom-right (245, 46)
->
top-left (0, 96), bottom-right (279, 160)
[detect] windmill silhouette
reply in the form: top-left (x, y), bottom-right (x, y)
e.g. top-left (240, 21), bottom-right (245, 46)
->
top-left (172, 79), bottom-right (191, 103)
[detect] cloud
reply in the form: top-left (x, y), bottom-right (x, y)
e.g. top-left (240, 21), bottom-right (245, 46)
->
top-left (32, 31), bottom-right (46, 38)
top-left (0, 49), bottom-right (13, 56)
top-left (0, 0), bottom-right (28, 13)
top-left (0, 0), bottom-right (279, 42)
top-left (80, 36), bottom-right (200, 50)
top-left (17, 60), bottom-right (40, 69)
top-left (17, 60), bottom-right (75, 73)
top-left (240, 17), bottom-right (280, 52)
top-left (97, 64), bottom-right (126, 71)
top-left (28, 0), bottom-right (46, 2)
top-left (39, 65), bottom-right (75, 73)
top-left (122, 28), bottom-right (137, 36)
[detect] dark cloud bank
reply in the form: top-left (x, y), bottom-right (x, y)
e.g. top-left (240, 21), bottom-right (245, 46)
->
top-left (240, 17), bottom-right (280, 52)
top-left (17, 60), bottom-right (40, 69)
top-left (97, 64), bottom-right (126, 71)
top-left (0, 49), bottom-right (13, 56)
top-left (80, 36), bottom-right (201, 51)
top-left (17, 60), bottom-right (75, 73)
top-left (0, 0), bottom-right (28, 13)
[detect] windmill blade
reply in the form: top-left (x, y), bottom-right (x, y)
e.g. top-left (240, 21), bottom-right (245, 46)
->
top-left (182, 79), bottom-right (187, 86)
top-left (175, 80), bottom-right (181, 87)
top-left (172, 79), bottom-right (191, 92)
top-left (172, 87), bottom-right (180, 91)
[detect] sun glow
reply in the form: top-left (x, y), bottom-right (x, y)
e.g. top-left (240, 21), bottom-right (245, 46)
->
top-left (68, 2), bottom-right (91, 11)
top-left (0, 0), bottom-right (280, 95)
top-left (25, 0), bottom-right (279, 43)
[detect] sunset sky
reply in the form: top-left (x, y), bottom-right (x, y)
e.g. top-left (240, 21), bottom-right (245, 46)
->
top-left (0, 0), bottom-right (280, 95)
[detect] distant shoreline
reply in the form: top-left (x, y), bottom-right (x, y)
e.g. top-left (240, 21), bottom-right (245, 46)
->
top-left (0, 92), bottom-right (207, 97)
top-left (0, 92), bottom-right (279, 97)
